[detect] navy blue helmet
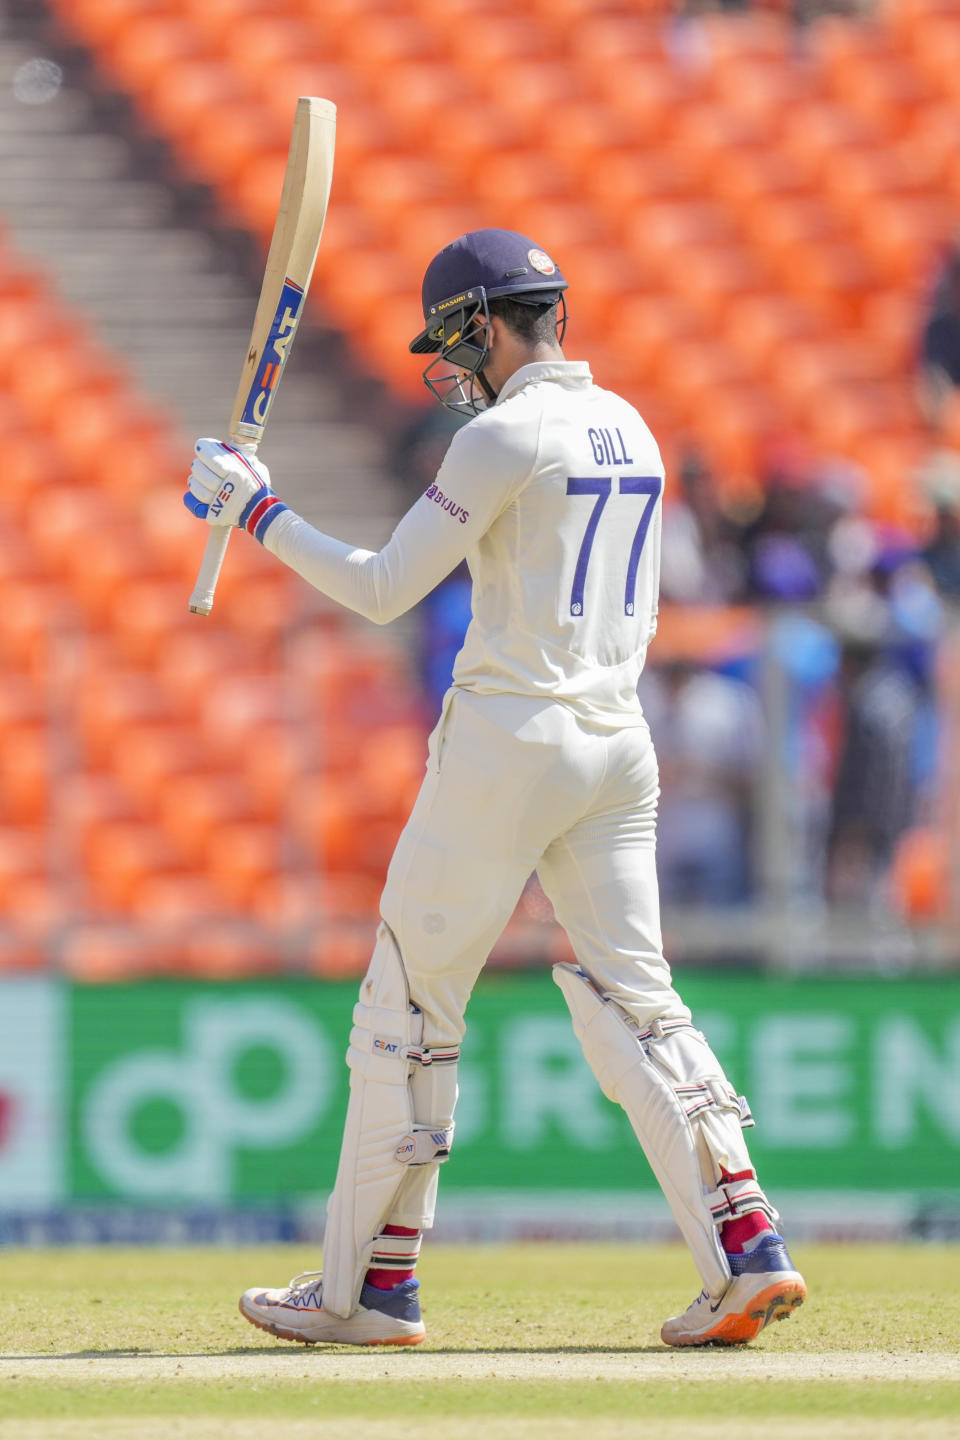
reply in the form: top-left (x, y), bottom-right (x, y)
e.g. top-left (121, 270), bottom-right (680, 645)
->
top-left (409, 228), bottom-right (568, 415)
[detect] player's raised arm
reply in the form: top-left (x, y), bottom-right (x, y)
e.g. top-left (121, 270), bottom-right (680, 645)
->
top-left (183, 409), bottom-right (533, 625)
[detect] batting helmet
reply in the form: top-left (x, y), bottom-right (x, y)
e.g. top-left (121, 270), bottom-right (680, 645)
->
top-left (409, 228), bottom-right (568, 416)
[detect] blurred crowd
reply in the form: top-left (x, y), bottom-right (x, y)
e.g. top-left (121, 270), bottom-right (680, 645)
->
top-left (640, 232), bottom-right (960, 915)
top-left (648, 430), bottom-right (951, 914)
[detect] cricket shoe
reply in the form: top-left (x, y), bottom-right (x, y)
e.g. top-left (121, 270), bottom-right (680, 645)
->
top-left (660, 1234), bottom-right (806, 1347)
top-left (239, 1271), bottom-right (425, 1347)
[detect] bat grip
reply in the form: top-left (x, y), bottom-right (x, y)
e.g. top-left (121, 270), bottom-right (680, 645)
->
top-left (189, 526), bottom-right (232, 616)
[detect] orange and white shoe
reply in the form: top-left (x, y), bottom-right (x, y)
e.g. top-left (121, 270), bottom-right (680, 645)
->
top-left (661, 1234), bottom-right (806, 1347)
top-left (239, 1272), bottom-right (425, 1347)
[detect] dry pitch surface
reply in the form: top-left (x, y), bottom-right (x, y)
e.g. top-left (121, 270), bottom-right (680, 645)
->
top-left (1, 1244), bottom-right (958, 1439)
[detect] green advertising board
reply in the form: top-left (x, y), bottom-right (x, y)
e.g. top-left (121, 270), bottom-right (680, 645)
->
top-left (62, 970), bottom-right (960, 1206)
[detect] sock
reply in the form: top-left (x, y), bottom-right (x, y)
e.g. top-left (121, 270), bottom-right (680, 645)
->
top-left (717, 1168), bottom-right (774, 1255)
top-left (364, 1225), bottom-right (421, 1291)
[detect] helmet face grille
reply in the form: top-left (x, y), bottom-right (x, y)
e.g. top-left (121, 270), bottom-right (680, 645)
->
top-left (420, 291), bottom-right (493, 418)
top-left (416, 290), bottom-right (569, 417)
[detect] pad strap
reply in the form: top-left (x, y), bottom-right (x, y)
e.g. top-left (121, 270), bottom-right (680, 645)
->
top-left (675, 1079), bottom-right (755, 1128)
top-left (632, 1015), bottom-right (755, 1131)
top-left (706, 1174), bottom-right (779, 1226)
top-left (395, 1124), bottom-right (455, 1166)
top-left (370, 1230), bottom-right (422, 1271)
top-left (404, 1044), bottom-right (460, 1067)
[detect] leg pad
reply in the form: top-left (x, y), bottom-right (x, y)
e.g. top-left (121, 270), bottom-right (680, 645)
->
top-left (553, 963), bottom-right (776, 1297)
top-left (322, 925), bottom-right (459, 1318)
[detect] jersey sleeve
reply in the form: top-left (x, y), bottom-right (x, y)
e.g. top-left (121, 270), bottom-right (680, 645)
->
top-left (261, 409), bottom-right (535, 625)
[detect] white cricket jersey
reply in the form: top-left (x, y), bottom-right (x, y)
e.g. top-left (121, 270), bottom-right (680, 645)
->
top-left (265, 360), bottom-right (665, 728)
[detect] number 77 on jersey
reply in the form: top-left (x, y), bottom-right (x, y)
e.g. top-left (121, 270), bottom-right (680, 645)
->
top-left (566, 474), bottom-right (662, 617)
top-left (188, 97), bottom-right (337, 616)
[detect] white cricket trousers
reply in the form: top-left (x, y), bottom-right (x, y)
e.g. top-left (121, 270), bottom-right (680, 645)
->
top-left (380, 687), bottom-right (691, 1049)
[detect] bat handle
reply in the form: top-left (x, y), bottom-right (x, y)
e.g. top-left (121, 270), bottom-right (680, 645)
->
top-left (188, 527), bottom-right (232, 616)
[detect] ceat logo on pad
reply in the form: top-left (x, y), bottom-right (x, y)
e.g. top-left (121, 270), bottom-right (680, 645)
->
top-left (528, 248), bottom-right (556, 275)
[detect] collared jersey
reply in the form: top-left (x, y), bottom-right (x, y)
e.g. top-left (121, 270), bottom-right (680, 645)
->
top-left (266, 360), bottom-right (665, 728)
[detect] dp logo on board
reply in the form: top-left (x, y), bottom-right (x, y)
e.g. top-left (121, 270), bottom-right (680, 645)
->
top-left (80, 997), bottom-right (334, 1201)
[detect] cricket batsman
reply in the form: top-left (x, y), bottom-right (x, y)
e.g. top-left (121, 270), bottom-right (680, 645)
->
top-left (184, 228), bottom-right (807, 1348)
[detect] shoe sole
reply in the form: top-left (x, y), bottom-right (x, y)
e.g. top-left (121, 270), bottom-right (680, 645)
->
top-left (239, 1299), bottom-right (425, 1347)
top-left (662, 1277), bottom-right (807, 1347)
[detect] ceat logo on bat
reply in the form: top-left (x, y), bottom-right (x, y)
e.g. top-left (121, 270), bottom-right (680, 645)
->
top-left (528, 248), bottom-right (556, 275)
top-left (240, 276), bottom-right (305, 429)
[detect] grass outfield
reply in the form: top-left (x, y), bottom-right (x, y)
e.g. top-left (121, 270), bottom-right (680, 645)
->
top-left (0, 1244), bottom-right (958, 1438)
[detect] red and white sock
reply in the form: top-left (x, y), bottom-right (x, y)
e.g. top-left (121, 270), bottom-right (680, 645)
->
top-left (365, 1225), bottom-right (421, 1291)
top-left (718, 1168), bottom-right (774, 1255)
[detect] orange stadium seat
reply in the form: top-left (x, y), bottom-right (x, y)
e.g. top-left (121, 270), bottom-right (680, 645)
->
top-left (220, 12), bottom-right (321, 69)
top-left (860, 289), bottom-right (925, 371)
top-left (106, 578), bottom-right (194, 668)
top-left (155, 774), bottom-right (256, 866)
top-left (335, 11), bottom-right (440, 69)
top-left (143, 56), bottom-right (245, 140)
top-left (777, 101), bottom-right (874, 187)
top-left (173, 922), bottom-right (288, 979)
top-left (82, 819), bottom-right (186, 913)
top-left (66, 0), bottom-right (177, 50)
top-left (469, 151), bottom-right (581, 225)
top-left (694, 10), bottom-right (790, 63)
top-left (592, 57), bottom-right (685, 144)
top-left (855, 195), bottom-right (955, 288)
top-left (390, 202), bottom-right (485, 273)
top-left (125, 873), bottom-right (227, 929)
top-left (0, 579), bottom-right (61, 679)
top-left (0, 436), bottom-right (64, 527)
top-left (0, 725), bottom-right (50, 826)
top-left (903, 16), bottom-right (960, 102)
top-left (100, 13), bottom-right (209, 95)
top-left (579, 151), bottom-right (699, 217)
top-left (665, 102), bottom-right (771, 179)
top-left (204, 821), bottom-right (286, 910)
top-left (573, 13), bottom-right (666, 67)
top-left (740, 194), bottom-right (841, 268)
top-left (178, 94), bottom-right (284, 192)
top-left (708, 149), bottom-right (813, 213)
top-left (726, 294), bottom-right (821, 374)
top-left (241, 871), bottom-right (322, 929)
top-left (668, 246), bottom-right (763, 328)
top-left (560, 245), bottom-right (645, 334)
top-left (608, 294), bottom-right (704, 386)
top-left (706, 47), bottom-right (819, 120)
top-left (110, 721), bottom-right (206, 800)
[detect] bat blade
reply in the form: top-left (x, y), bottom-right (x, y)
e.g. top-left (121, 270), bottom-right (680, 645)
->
top-left (188, 96), bottom-right (337, 616)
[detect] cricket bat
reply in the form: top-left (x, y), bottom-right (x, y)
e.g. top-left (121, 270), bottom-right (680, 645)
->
top-left (188, 96), bottom-right (337, 615)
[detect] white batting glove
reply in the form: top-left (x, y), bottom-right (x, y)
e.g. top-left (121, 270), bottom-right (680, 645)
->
top-left (184, 438), bottom-right (288, 542)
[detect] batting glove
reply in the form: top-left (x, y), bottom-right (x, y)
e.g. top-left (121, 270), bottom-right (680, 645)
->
top-left (183, 438), bottom-right (289, 542)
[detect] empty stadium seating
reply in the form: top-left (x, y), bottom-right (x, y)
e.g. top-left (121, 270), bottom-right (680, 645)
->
top-left (0, 228), bottom-right (428, 971)
top-left (45, 0), bottom-right (957, 503)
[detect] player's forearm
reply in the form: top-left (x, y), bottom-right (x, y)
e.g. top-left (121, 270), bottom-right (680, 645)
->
top-left (263, 509), bottom-right (423, 624)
